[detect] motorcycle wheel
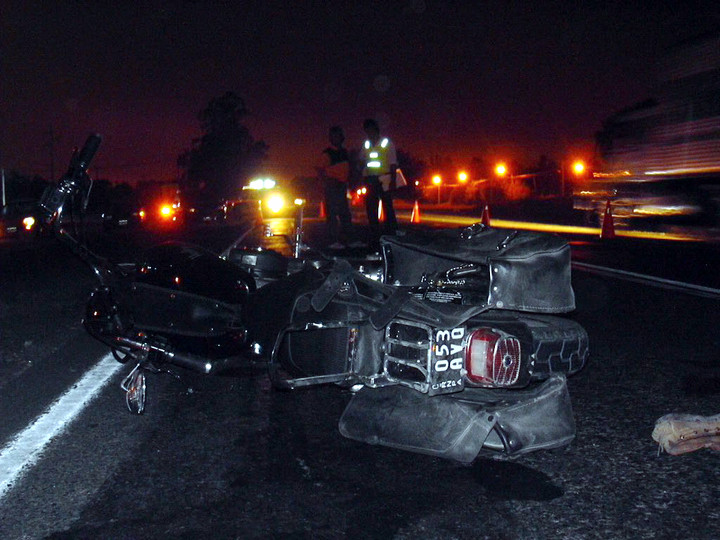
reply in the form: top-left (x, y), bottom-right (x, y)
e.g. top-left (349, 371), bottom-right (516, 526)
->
top-left (525, 315), bottom-right (589, 379)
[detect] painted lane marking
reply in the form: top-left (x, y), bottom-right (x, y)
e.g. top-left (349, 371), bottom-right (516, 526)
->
top-left (572, 261), bottom-right (720, 299)
top-left (0, 353), bottom-right (122, 500)
top-left (387, 212), bottom-right (702, 242)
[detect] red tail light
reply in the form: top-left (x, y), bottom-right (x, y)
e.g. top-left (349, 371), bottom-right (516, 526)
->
top-left (466, 328), bottom-right (521, 387)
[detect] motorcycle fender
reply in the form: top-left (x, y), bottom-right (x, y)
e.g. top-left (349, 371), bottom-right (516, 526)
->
top-left (338, 375), bottom-right (574, 463)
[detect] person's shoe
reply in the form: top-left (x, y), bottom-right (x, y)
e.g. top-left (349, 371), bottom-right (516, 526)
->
top-left (328, 242), bottom-right (345, 250)
top-left (348, 240), bottom-right (366, 248)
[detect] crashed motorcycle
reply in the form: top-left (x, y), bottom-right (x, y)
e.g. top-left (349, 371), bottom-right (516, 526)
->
top-left (41, 134), bottom-right (589, 463)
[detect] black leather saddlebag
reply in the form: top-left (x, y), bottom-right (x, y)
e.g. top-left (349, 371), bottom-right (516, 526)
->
top-left (381, 224), bottom-right (575, 313)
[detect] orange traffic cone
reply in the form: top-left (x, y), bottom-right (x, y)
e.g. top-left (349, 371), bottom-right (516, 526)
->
top-left (410, 200), bottom-right (421, 223)
top-left (600, 200), bottom-right (615, 239)
top-left (481, 204), bottom-right (492, 226)
top-left (378, 200), bottom-right (385, 222)
top-left (319, 200), bottom-right (326, 219)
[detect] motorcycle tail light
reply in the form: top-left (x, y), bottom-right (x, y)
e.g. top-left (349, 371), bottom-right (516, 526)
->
top-left (465, 328), bottom-right (521, 387)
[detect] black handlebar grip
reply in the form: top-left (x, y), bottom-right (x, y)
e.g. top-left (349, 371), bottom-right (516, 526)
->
top-left (76, 134), bottom-right (102, 171)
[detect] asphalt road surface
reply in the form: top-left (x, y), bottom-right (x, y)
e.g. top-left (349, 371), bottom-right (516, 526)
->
top-left (1, 218), bottom-right (719, 539)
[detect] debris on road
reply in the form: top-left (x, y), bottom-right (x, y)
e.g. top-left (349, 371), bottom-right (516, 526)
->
top-left (652, 413), bottom-right (720, 455)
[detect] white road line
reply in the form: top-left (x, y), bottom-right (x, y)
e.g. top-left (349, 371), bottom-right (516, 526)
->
top-left (0, 352), bottom-right (123, 500)
top-left (572, 261), bottom-right (720, 299)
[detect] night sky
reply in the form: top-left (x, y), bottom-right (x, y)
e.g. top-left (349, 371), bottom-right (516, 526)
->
top-left (2, 1), bottom-right (719, 184)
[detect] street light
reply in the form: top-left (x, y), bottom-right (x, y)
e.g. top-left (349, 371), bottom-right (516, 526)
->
top-left (495, 163), bottom-right (507, 177)
top-left (561, 160), bottom-right (586, 196)
top-left (458, 171), bottom-right (468, 183)
top-left (432, 175), bottom-right (442, 204)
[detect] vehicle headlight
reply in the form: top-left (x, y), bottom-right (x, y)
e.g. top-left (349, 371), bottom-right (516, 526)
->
top-left (266, 194), bottom-right (284, 214)
top-left (22, 216), bottom-right (36, 230)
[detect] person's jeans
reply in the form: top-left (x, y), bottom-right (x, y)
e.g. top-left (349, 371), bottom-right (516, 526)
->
top-left (364, 176), bottom-right (397, 247)
top-left (324, 180), bottom-right (352, 243)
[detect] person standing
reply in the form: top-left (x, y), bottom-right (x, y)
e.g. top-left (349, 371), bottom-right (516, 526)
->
top-left (318, 126), bottom-right (353, 248)
top-left (361, 118), bottom-right (399, 248)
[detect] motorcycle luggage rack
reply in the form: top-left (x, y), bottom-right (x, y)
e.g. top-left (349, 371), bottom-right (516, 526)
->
top-left (383, 319), bottom-right (433, 393)
top-left (268, 321), bottom-right (363, 390)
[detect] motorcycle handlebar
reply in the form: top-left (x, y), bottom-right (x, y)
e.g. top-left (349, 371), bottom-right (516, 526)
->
top-left (112, 335), bottom-right (216, 374)
top-left (163, 350), bottom-right (214, 374)
top-left (40, 133), bottom-right (102, 223)
top-left (73, 133), bottom-right (102, 175)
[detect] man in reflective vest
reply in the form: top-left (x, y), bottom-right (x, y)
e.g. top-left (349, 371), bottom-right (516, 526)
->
top-left (362, 118), bottom-right (398, 248)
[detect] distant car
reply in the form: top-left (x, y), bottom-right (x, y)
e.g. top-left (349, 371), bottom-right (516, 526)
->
top-left (138, 200), bottom-right (184, 229)
top-left (102, 203), bottom-right (142, 230)
top-left (239, 178), bottom-right (303, 219)
top-left (217, 199), bottom-right (263, 224)
top-left (0, 199), bottom-right (42, 240)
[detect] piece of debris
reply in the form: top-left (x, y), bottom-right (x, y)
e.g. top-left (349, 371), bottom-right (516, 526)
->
top-left (652, 413), bottom-right (720, 455)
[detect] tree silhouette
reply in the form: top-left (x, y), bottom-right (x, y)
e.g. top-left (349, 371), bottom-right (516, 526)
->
top-left (397, 149), bottom-right (426, 183)
top-left (179, 92), bottom-right (268, 205)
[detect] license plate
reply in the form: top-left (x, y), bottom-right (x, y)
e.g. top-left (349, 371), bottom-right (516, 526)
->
top-left (429, 327), bottom-right (466, 396)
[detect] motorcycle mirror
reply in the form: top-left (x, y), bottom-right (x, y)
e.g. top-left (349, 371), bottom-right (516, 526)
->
top-left (122, 365), bottom-right (146, 414)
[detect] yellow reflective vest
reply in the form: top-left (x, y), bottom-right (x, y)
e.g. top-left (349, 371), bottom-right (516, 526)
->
top-left (363, 137), bottom-right (397, 190)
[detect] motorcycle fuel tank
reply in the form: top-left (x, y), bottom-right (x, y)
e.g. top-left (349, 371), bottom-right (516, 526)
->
top-left (134, 242), bottom-right (256, 304)
top-left (128, 242), bottom-right (254, 338)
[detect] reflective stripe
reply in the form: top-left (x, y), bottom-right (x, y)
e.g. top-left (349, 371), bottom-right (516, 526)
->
top-left (363, 138), bottom-right (395, 177)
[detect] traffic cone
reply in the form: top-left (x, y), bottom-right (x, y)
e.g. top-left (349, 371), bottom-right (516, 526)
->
top-left (378, 200), bottom-right (385, 222)
top-left (600, 200), bottom-right (615, 239)
top-left (319, 200), bottom-right (326, 219)
top-left (481, 204), bottom-right (492, 226)
top-left (410, 200), bottom-right (421, 223)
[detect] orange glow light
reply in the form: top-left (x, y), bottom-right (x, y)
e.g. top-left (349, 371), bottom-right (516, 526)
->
top-left (160, 204), bottom-right (173, 218)
top-left (458, 171), bottom-right (468, 183)
top-left (572, 161), bottom-right (585, 175)
top-left (432, 175), bottom-right (442, 185)
top-left (495, 163), bottom-right (507, 177)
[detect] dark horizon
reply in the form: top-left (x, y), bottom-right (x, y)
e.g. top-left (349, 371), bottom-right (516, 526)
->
top-left (2, 1), bottom-right (719, 184)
